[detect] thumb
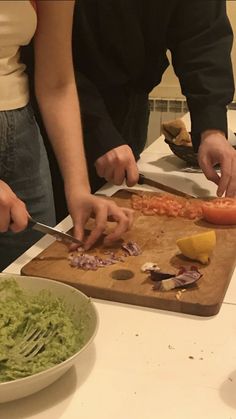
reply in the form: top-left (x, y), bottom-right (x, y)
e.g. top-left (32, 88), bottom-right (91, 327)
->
top-left (199, 157), bottom-right (220, 185)
top-left (125, 160), bottom-right (139, 187)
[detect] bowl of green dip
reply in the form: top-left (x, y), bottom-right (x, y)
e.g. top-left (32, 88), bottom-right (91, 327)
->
top-left (0, 273), bottom-right (98, 403)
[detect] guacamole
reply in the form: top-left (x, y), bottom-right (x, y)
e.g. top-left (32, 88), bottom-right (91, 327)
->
top-left (0, 279), bottom-right (85, 382)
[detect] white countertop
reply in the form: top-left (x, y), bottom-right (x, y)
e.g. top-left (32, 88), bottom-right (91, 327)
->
top-left (1, 111), bottom-right (236, 418)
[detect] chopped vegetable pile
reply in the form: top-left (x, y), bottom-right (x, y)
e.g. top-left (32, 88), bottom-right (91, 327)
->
top-left (69, 241), bottom-right (141, 270)
top-left (131, 194), bottom-right (236, 224)
top-left (132, 193), bottom-right (203, 219)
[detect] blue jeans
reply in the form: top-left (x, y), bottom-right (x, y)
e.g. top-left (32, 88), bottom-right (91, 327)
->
top-left (0, 104), bottom-right (56, 271)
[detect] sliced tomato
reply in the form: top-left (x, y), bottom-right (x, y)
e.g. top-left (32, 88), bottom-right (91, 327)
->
top-left (202, 198), bottom-right (236, 225)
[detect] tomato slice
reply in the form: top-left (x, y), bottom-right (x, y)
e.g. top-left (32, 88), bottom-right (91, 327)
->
top-left (202, 198), bottom-right (236, 225)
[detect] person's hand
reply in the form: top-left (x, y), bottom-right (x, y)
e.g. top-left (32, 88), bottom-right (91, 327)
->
top-left (198, 130), bottom-right (236, 197)
top-left (65, 191), bottom-right (134, 250)
top-left (95, 145), bottom-right (139, 187)
top-left (0, 180), bottom-right (29, 233)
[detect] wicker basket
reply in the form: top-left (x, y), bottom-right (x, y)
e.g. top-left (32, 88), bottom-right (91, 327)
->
top-left (165, 137), bottom-right (236, 167)
top-left (164, 138), bottom-right (199, 166)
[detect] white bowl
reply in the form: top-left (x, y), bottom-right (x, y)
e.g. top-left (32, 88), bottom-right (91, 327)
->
top-left (0, 273), bottom-right (99, 403)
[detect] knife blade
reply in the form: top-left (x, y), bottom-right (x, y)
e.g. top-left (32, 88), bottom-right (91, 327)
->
top-left (138, 174), bottom-right (196, 199)
top-left (28, 218), bottom-right (83, 246)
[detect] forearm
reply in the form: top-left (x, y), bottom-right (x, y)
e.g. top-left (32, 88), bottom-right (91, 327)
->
top-left (33, 0), bottom-right (90, 195)
top-left (36, 83), bottom-right (91, 194)
top-left (29, 0), bottom-right (133, 246)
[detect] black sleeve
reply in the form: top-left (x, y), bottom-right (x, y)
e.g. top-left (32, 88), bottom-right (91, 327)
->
top-left (75, 71), bottom-right (125, 164)
top-left (167, 0), bottom-right (235, 151)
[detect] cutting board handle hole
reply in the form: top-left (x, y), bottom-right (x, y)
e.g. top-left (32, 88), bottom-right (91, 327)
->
top-left (111, 269), bottom-right (134, 280)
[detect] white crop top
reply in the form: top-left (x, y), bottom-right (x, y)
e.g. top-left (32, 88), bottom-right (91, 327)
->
top-left (0, 0), bottom-right (37, 111)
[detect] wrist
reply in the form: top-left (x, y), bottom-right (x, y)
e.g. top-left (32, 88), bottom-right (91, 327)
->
top-left (64, 180), bottom-right (91, 198)
top-left (201, 129), bottom-right (225, 143)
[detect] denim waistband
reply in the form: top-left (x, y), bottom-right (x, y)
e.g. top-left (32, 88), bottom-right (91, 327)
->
top-left (0, 103), bottom-right (34, 127)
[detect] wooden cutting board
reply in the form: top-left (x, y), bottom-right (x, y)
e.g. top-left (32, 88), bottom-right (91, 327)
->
top-left (21, 190), bottom-right (236, 316)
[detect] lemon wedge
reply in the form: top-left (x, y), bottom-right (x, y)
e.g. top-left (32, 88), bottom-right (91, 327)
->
top-left (176, 230), bottom-right (216, 264)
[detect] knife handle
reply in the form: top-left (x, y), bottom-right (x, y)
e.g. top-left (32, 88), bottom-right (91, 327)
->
top-left (138, 174), bottom-right (146, 185)
top-left (27, 217), bottom-right (36, 228)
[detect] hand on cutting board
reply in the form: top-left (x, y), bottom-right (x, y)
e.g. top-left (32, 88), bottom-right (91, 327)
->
top-left (66, 191), bottom-right (134, 250)
top-left (95, 145), bottom-right (139, 187)
top-left (198, 130), bottom-right (236, 197)
top-left (0, 180), bottom-right (29, 233)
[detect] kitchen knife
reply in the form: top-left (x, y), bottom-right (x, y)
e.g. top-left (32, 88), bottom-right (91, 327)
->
top-left (138, 173), bottom-right (196, 199)
top-left (28, 218), bottom-right (83, 246)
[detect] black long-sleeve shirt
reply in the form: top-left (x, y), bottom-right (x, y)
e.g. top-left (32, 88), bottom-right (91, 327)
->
top-left (73, 0), bottom-right (235, 158)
